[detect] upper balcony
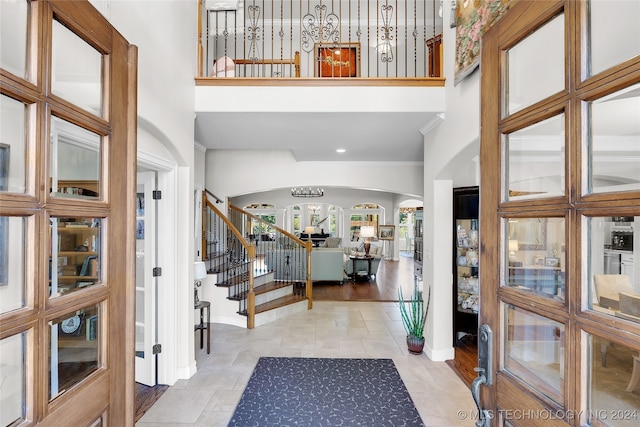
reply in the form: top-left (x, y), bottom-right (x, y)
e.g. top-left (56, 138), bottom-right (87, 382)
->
top-left (194, 1), bottom-right (447, 162)
top-left (195, 0), bottom-right (445, 86)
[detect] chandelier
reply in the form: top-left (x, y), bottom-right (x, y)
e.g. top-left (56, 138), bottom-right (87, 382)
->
top-left (291, 187), bottom-right (324, 198)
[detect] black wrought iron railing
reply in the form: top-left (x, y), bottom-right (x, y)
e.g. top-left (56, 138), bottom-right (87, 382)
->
top-left (228, 204), bottom-right (313, 304)
top-left (197, 0), bottom-right (444, 80)
top-left (202, 192), bottom-right (259, 326)
top-left (201, 191), bottom-right (313, 328)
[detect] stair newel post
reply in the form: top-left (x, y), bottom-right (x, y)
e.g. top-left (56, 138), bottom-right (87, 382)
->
top-left (305, 241), bottom-right (313, 309)
top-left (247, 244), bottom-right (257, 329)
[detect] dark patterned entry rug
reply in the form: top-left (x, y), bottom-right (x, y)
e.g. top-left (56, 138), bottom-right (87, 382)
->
top-left (228, 357), bottom-right (425, 426)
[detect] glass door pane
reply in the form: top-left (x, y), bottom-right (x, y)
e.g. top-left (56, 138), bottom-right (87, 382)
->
top-left (504, 304), bottom-right (565, 404)
top-left (504, 217), bottom-right (566, 300)
top-left (0, 0), bottom-right (29, 80)
top-left (587, 83), bottom-right (640, 194)
top-left (588, 333), bottom-right (640, 426)
top-left (0, 94), bottom-right (28, 194)
top-left (49, 304), bottom-right (100, 400)
top-left (49, 217), bottom-right (102, 297)
top-left (0, 331), bottom-right (26, 426)
top-left (505, 14), bottom-right (564, 116)
top-left (49, 117), bottom-right (101, 200)
top-left (504, 114), bottom-right (565, 201)
top-left (588, 216), bottom-right (638, 319)
top-left (0, 216), bottom-right (27, 313)
top-left (588, 0), bottom-right (640, 77)
top-left (51, 19), bottom-right (103, 116)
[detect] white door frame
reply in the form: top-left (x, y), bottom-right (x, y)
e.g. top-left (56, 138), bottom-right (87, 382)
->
top-left (134, 170), bottom-right (157, 386)
top-left (137, 151), bottom-right (178, 385)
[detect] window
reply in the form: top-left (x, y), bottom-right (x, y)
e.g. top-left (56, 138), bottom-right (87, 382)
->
top-left (350, 203), bottom-right (381, 241)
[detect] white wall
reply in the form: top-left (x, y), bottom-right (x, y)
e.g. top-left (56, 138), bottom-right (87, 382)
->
top-left (207, 149), bottom-right (423, 260)
top-left (106, 0), bottom-right (198, 384)
top-left (207, 149), bottom-right (423, 198)
top-left (421, 6), bottom-right (482, 361)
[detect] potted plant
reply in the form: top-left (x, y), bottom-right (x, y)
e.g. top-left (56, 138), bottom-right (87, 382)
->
top-left (398, 280), bottom-right (431, 354)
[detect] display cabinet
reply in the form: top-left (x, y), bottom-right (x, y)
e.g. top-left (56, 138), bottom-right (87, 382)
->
top-left (452, 187), bottom-right (479, 387)
top-left (413, 207), bottom-right (423, 279)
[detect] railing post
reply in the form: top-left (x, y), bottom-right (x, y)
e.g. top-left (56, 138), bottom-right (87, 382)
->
top-left (201, 190), bottom-right (207, 262)
top-left (306, 240), bottom-right (313, 309)
top-left (246, 244), bottom-right (256, 329)
top-left (197, 0), bottom-right (203, 77)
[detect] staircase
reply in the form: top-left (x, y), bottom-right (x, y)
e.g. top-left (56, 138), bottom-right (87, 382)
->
top-left (202, 192), bottom-right (312, 328)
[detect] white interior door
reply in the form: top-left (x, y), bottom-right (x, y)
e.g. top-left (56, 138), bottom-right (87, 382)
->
top-left (135, 171), bottom-right (157, 386)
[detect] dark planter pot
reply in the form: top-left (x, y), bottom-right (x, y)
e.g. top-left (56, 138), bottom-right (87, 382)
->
top-left (406, 335), bottom-right (425, 354)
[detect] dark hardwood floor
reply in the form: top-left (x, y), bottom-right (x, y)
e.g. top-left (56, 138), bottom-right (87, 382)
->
top-left (313, 252), bottom-right (417, 301)
top-left (135, 382), bottom-right (169, 422)
top-left (446, 337), bottom-right (477, 388)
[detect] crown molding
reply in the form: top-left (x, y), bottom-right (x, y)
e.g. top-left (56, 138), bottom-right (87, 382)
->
top-left (419, 113), bottom-right (444, 136)
top-left (194, 142), bottom-right (207, 153)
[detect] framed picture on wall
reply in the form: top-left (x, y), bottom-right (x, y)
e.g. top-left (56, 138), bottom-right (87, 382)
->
top-left (545, 257), bottom-right (560, 268)
top-left (314, 42), bottom-right (360, 77)
top-left (378, 225), bottom-right (395, 240)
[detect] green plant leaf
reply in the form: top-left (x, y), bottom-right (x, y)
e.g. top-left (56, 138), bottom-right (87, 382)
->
top-left (398, 281), bottom-right (431, 338)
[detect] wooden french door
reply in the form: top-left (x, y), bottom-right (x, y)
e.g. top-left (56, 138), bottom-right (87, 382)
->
top-left (479, 1), bottom-right (639, 426)
top-left (0, 1), bottom-right (137, 425)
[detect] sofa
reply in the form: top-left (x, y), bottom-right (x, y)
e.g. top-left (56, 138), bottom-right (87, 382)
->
top-left (310, 248), bottom-right (346, 282)
top-left (264, 248), bottom-right (345, 283)
top-left (264, 244), bottom-right (382, 284)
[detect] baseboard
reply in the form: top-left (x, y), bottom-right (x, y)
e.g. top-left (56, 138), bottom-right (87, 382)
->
top-left (424, 345), bottom-right (455, 361)
top-left (176, 360), bottom-right (198, 382)
top-left (210, 314), bottom-right (247, 328)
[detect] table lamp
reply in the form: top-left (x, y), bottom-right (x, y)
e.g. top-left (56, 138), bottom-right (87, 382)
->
top-left (194, 261), bottom-right (207, 304)
top-left (508, 239), bottom-right (519, 263)
top-left (360, 226), bottom-right (376, 256)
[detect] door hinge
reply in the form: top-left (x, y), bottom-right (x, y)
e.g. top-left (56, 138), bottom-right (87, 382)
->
top-left (152, 190), bottom-right (162, 200)
top-left (152, 344), bottom-right (162, 355)
top-left (153, 267), bottom-right (162, 277)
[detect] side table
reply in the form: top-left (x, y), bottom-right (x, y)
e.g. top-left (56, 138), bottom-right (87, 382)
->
top-left (349, 255), bottom-right (373, 282)
top-left (194, 300), bottom-right (210, 354)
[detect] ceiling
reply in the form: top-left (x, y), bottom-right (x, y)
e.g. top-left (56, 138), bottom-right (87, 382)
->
top-left (194, 111), bottom-right (435, 162)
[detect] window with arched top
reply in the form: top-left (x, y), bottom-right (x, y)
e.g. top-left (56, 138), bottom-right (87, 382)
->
top-left (350, 203), bottom-right (381, 241)
top-left (327, 205), bottom-right (341, 237)
top-left (292, 205), bottom-right (301, 234)
top-left (244, 204), bottom-right (277, 238)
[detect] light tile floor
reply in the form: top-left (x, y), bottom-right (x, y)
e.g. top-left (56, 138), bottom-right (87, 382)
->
top-left (136, 301), bottom-right (476, 426)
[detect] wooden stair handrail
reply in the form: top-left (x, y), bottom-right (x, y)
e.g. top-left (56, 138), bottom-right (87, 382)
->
top-left (203, 195), bottom-right (255, 258)
top-left (202, 192), bottom-right (257, 327)
top-left (229, 204), bottom-right (311, 252)
top-left (229, 204), bottom-right (313, 309)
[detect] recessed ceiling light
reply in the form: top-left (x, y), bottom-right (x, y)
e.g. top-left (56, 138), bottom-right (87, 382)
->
top-left (336, 148), bottom-right (346, 153)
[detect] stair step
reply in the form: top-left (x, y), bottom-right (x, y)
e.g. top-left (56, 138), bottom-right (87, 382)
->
top-left (228, 292), bottom-right (246, 301)
top-left (254, 281), bottom-right (291, 296)
top-left (207, 260), bottom-right (250, 275)
top-left (216, 273), bottom-right (249, 287)
top-left (238, 294), bottom-right (307, 316)
top-left (254, 270), bottom-right (275, 286)
top-left (228, 280), bottom-right (291, 301)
